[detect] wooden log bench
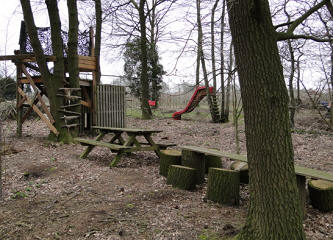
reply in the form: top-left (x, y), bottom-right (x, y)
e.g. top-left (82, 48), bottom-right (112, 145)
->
top-left (180, 145), bottom-right (333, 212)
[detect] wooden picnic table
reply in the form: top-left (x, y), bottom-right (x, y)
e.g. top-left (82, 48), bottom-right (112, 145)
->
top-left (75, 126), bottom-right (170, 167)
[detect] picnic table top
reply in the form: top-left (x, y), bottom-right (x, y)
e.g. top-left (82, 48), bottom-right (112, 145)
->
top-left (180, 145), bottom-right (333, 182)
top-left (92, 126), bottom-right (163, 134)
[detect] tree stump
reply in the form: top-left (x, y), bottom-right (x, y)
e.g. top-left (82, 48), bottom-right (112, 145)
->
top-left (159, 149), bottom-right (182, 177)
top-left (181, 149), bottom-right (205, 184)
top-left (205, 154), bottom-right (222, 174)
top-left (206, 168), bottom-right (240, 205)
top-left (166, 165), bottom-right (196, 190)
top-left (296, 175), bottom-right (307, 218)
top-left (230, 161), bottom-right (249, 184)
top-left (308, 179), bottom-right (333, 212)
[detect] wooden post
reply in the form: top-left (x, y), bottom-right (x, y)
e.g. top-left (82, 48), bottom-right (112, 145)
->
top-left (15, 57), bottom-right (23, 137)
top-left (90, 27), bottom-right (97, 127)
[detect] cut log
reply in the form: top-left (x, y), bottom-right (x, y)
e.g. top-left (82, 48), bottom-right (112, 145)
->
top-left (296, 175), bottom-right (307, 218)
top-left (230, 161), bottom-right (249, 184)
top-left (206, 168), bottom-right (240, 206)
top-left (166, 165), bottom-right (196, 190)
top-left (181, 149), bottom-right (205, 184)
top-left (308, 179), bottom-right (333, 212)
top-left (205, 154), bottom-right (222, 174)
top-left (159, 149), bottom-right (181, 177)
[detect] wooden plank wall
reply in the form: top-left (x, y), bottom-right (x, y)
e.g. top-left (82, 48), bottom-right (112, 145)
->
top-left (96, 85), bottom-right (125, 128)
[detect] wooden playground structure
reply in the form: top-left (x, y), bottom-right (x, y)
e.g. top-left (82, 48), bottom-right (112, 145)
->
top-left (0, 22), bottom-right (125, 136)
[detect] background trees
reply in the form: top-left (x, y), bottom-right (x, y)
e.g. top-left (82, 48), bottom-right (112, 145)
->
top-left (0, 77), bottom-right (16, 102)
top-left (123, 37), bottom-right (165, 103)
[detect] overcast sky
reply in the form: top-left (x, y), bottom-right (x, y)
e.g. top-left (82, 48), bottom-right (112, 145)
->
top-left (0, 1), bottom-right (194, 90)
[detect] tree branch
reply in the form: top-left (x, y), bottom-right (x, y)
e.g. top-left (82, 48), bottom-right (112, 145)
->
top-left (287, 0), bottom-right (329, 34)
top-left (276, 32), bottom-right (332, 42)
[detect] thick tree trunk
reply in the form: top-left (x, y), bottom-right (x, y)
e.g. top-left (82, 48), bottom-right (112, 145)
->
top-left (206, 168), bottom-right (240, 205)
top-left (166, 165), bottom-right (196, 190)
top-left (45, 0), bottom-right (71, 142)
top-left (66, 0), bottom-right (80, 138)
top-left (139, 0), bottom-right (152, 119)
top-left (227, 0), bottom-right (305, 239)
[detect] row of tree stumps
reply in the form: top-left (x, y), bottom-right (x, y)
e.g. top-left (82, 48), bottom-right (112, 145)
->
top-left (159, 149), bottom-right (333, 212)
top-left (160, 149), bottom-right (240, 206)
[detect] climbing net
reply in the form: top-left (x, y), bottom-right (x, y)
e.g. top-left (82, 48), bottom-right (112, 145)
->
top-left (19, 22), bottom-right (91, 56)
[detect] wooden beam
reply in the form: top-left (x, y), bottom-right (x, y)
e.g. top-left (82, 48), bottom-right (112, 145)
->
top-left (17, 87), bottom-right (59, 136)
top-left (21, 65), bottom-right (55, 124)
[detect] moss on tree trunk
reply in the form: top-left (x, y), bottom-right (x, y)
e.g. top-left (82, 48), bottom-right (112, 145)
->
top-left (206, 168), bottom-right (240, 205)
top-left (167, 165), bottom-right (196, 190)
top-left (159, 149), bottom-right (181, 177)
top-left (181, 149), bottom-right (205, 184)
top-left (308, 179), bottom-right (333, 212)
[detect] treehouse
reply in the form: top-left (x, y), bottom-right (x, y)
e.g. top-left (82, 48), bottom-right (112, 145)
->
top-left (0, 21), bottom-right (125, 136)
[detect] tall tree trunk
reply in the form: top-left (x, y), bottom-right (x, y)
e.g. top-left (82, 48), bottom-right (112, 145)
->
top-left (224, 42), bottom-right (233, 122)
top-left (211, 0), bottom-right (220, 92)
top-left (220, 0), bottom-right (227, 122)
top-left (139, 0), bottom-right (152, 119)
top-left (45, 0), bottom-right (71, 142)
top-left (287, 40), bottom-right (296, 128)
top-left (67, 0), bottom-right (80, 138)
top-left (149, 0), bottom-right (159, 109)
top-left (296, 57), bottom-right (302, 105)
top-left (196, 0), bottom-right (219, 123)
top-left (227, 0), bottom-right (305, 239)
top-left (94, 0), bottom-right (102, 84)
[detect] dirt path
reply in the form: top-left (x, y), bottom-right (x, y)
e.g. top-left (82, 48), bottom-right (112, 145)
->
top-left (0, 117), bottom-right (332, 239)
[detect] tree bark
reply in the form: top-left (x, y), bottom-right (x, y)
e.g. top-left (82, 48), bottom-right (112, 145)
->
top-left (227, 0), bottom-right (305, 239)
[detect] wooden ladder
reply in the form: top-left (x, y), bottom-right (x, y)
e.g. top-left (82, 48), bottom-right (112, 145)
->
top-left (58, 88), bottom-right (81, 129)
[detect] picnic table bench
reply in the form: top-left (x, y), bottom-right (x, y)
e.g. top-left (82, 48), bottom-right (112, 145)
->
top-left (180, 145), bottom-right (333, 182)
top-left (75, 126), bottom-right (174, 167)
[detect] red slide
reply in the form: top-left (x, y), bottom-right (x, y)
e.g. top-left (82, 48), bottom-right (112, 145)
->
top-left (172, 86), bottom-right (213, 120)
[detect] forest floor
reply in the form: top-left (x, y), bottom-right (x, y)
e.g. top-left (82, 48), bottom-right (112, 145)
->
top-left (0, 109), bottom-right (332, 240)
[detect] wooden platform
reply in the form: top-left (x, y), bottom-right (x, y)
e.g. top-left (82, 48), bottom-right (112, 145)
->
top-left (180, 145), bottom-right (333, 182)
